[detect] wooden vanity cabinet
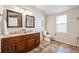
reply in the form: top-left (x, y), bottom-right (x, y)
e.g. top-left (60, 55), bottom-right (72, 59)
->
top-left (25, 33), bottom-right (40, 52)
top-left (1, 33), bottom-right (40, 53)
top-left (1, 38), bottom-right (15, 53)
top-left (14, 36), bottom-right (27, 53)
top-left (26, 37), bottom-right (36, 51)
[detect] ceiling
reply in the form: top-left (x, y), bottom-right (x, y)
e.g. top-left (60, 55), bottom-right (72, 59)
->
top-left (34, 5), bottom-right (79, 15)
top-left (17, 5), bottom-right (79, 16)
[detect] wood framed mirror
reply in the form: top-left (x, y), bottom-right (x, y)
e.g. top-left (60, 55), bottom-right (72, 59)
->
top-left (26, 15), bottom-right (35, 28)
top-left (6, 10), bottom-right (22, 28)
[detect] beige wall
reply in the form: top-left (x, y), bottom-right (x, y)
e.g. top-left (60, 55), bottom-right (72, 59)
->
top-left (0, 5), bottom-right (4, 35)
top-left (46, 15), bottom-right (56, 36)
top-left (46, 7), bottom-right (79, 46)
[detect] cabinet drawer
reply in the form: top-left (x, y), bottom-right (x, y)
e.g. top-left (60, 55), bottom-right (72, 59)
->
top-left (3, 44), bottom-right (15, 53)
top-left (2, 39), bottom-right (14, 47)
top-left (27, 39), bottom-right (35, 46)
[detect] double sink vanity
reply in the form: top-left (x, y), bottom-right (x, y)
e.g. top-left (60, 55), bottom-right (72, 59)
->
top-left (0, 32), bottom-right (40, 53)
top-left (0, 9), bottom-right (40, 53)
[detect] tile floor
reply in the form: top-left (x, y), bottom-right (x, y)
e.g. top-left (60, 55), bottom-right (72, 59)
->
top-left (28, 40), bottom-right (79, 53)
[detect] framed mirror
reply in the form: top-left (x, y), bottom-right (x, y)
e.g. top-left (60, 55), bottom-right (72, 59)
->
top-left (26, 15), bottom-right (35, 28)
top-left (7, 10), bottom-right (22, 28)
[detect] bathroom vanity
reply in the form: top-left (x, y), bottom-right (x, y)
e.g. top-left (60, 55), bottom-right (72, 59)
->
top-left (0, 32), bottom-right (40, 53)
top-left (0, 10), bottom-right (40, 53)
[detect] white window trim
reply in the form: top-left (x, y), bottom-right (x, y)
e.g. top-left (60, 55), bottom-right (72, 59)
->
top-left (56, 14), bottom-right (67, 33)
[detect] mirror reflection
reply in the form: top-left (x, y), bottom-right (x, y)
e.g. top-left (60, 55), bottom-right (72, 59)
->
top-left (7, 10), bottom-right (22, 28)
top-left (26, 15), bottom-right (35, 28)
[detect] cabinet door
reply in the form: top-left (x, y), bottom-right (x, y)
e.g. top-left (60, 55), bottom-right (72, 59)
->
top-left (15, 39), bottom-right (26, 53)
top-left (26, 38), bottom-right (36, 51)
top-left (35, 33), bottom-right (40, 44)
top-left (1, 38), bottom-right (15, 53)
top-left (3, 44), bottom-right (15, 53)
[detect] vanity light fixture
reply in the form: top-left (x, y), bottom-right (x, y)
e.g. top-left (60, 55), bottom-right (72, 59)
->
top-left (25, 10), bottom-right (32, 15)
top-left (14, 6), bottom-right (24, 13)
top-left (14, 7), bottom-right (20, 11)
top-left (14, 6), bottom-right (32, 15)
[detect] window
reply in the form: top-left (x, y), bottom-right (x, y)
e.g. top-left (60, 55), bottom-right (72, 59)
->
top-left (56, 14), bottom-right (67, 33)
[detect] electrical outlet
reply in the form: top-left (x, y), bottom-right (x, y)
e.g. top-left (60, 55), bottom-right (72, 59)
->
top-left (76, 36), bottom-right (79, 47)
top-left (55, 33), bottom-right (56, 36)
top-left (77, 17), bottom-right (79, 20)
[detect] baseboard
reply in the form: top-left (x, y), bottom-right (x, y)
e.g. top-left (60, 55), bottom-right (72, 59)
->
top-left (53, 39), bottom-right (78, 48)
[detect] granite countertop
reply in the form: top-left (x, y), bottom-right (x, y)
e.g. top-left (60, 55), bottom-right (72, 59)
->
top-left (0, 32), bottom-right (39, 39)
